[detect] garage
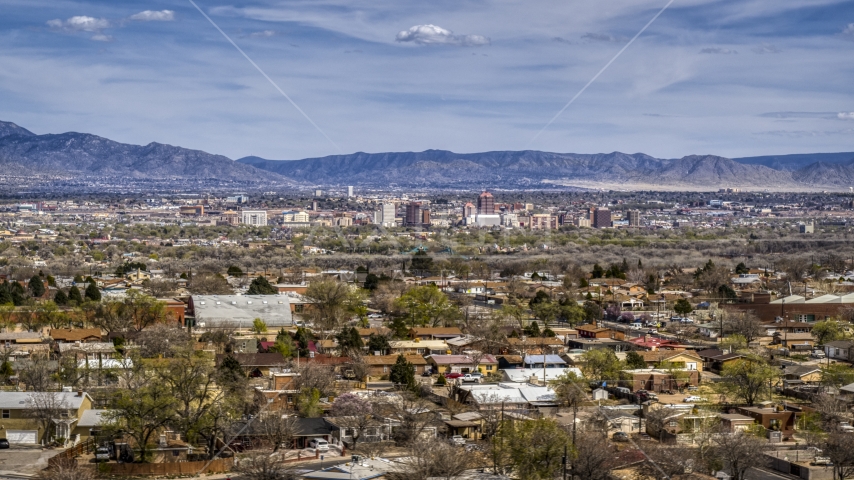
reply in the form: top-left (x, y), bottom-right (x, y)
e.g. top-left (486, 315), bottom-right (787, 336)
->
top-left (6, 430), bottom-right (38, 444)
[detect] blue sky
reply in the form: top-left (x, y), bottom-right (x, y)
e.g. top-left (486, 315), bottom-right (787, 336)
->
top-left (1, 0), bottom-right (853, 160)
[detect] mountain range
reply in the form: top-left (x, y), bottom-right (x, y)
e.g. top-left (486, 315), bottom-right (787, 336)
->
top-left (2, 120), bottom-right (854, 191)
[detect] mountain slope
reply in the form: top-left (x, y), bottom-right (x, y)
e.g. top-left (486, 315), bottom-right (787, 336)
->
top-left (733, 152), bottom-right (854, 170)
top-left (0, 121), bottom-right (290, 183)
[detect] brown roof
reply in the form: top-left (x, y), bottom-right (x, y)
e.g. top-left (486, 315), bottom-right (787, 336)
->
top-left (50, 328), bottom-right (103, 342)
top-left (410, 327), bottom-right (463, 336)
top-left (636, 350), bottom-right (701, 363)
top-left (363, 354), bottom-right (427, 366)
top-left (356, 328), bottom-right (391, 337)
top-left (506, 337), bottom-right (564, 346)
top-left (576, 324), bottom-right (609, 333)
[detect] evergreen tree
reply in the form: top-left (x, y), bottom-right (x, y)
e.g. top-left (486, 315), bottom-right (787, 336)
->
top-left (227, 266), bottom-right (244, 277)
top-left (0, 283), bottom-right (12, 305)
top-left (28, 275), bottom-right (45, 298)
top-left (73, 275), bottom-right (84, 283)
top-left (84, 282), bottom-right (101, 301)
top-left (389, 354), bottom-right (416, 390)
top-left (335, 326), bottom-right (364, 354)
top-left (625, 351), bottom-right (648, 369)
top-left (247, 276), bottom-right (277, 295)
top-left (735, 262), bottom-right (749, 275)
top-left (367, 333), bottom-right (391, 354)
top-left (591, 264), bottom-right (604, 279)
top-left (53, 289), bottom-right (68, 306)
top-left (364, 273), bottom-right (380, 291)
top-left (68, 285), bottom-right (83, 304)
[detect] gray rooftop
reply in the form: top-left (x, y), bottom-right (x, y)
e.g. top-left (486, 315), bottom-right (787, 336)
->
top-left (78, 409), bottom-right (112, 427)
top-left (0, 391), bottom-right (92, 410)
top-left (191, 295), bottom-right (293, 327)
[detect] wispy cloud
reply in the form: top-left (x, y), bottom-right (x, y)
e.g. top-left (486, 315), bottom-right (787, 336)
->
top-left (757, 128), bottom-right (854, 137)
top-left (552, 37), bottom-right (573, 44)
top-left (395, 25), bottom-right (489, 47)
top-left (129, 10), bottom-right (175, 22)
top-left (752, 43), bottom-right (781, 54)
top-left (839, 112), bottom-right (854, 120)
top-left (699, 47), bottom-right (737, 54)
top-left (248, 30), bottom-right (277, 38)
top-left (581, 32), bottom-right (627, 43)
top-left (843, 23), bottom-right (854, 39)
top-left (90, 34), bottom-right (114, 42)
top-left (759, 111), bottom-right (836, 119)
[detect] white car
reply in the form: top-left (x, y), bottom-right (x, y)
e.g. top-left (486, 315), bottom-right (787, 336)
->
top-left (309, 438), bottom-right (329, 452)
top-left (450, 435), bottom-right (466, 446)
top-left (683, 396), bottom-right (706, 403)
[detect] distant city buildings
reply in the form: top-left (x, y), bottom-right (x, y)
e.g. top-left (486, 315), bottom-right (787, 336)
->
top-left (405, 202), bottom-right (422, 227)
top-left (347, 186), bottom-right (353, 198)
top-left (477, 191), bottom-right (495, 215)
top-left (590, 207), bottom-right (612, 228)
top-left (374, 203), bottom-right (397, 227)
top-left (627, 210), bottom-right (641, 227)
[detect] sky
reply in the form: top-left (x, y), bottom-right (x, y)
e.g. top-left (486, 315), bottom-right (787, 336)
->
top-left (1, 0), bottom-right (853, 161)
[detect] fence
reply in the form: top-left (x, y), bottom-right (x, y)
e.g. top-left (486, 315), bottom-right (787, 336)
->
top-left (49, 437), bottom-right (95, 468)
top-left (100, 457), bottom-right (233, 476)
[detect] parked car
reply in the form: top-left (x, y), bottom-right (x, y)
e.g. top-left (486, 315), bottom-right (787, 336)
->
top-left (811, 350), bottom-right (826, 359)
top-left (0, 439), bottom-right (9, 449)
top-left (683, 396), bottom-right (706, 403)
top-left (462, 373), bottom-right (482, 383)
top-left (309, 438), bottom-right (329, 452)
top-left (445, 372), bottom-right (464, 379)
top-left (612, 432), bottom-right (629, 442)
top-left (450, 435), bottom-right (466, 446)
top-left (95, 446), bottom-right (110, 461)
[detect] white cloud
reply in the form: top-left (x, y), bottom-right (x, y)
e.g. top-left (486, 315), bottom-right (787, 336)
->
top-left (843, 23), bottom-right (854, 38)
top-left (581, 32), bottom-right (626, 43)
top-left (47, 16), bottom-right (110, 32)
top-left (90, 34), bottom-right (114, 42)
top-left (752, 43), bottom-right (781, 54)
top-left (248, 30), bottom-right (277, 38)
top-left (700, 47), bottom-right (737, 54)
top-left (129, 10), bottom-right (175, 22)
top-left (839, 112), bottom-right (854, 120)
top-left (395, 24), bottom-right (489, 47)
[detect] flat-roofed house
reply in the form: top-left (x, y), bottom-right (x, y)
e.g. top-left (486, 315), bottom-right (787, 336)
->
top-left (191, 295), bottom-right (293, 329)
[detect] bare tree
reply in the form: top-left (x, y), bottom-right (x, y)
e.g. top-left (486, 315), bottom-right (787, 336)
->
top-left (37, 458), bottom-right (95, 480)
top-left (570, 430), bottom-right (614, 480)
top-left (292, 362), bottom-right (337, 397)
top-left (389, 438), bottom-right (473, 480)
top-left (724, 311), bottom-right (764, 346)
top-left (25, 392), bottom-right (70, 442)
top-left (822, 432), bottom-right (854, 480)
top-left (709, 430), bottom-right (769, 480)
top-left (258, 413), bottom-right (300, 452)
top-left (188, 273), bottom-right (234, 295)
top-left (236, 451), bottom-right (301, 480)
top-left (17, 355), bottom-right (56, 391)
top-left (136, 324), bottom-right (192, 358)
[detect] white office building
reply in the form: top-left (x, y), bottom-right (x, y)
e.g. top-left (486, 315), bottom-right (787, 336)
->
top-left (374, 202), bottom-right (397, 227)
top-left (347, 186), bottom-right (354, 198)
top-left (241, 210), bottom-right (268, 226)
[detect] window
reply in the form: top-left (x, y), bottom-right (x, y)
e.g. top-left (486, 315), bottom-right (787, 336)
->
top-left (383, 366), bottom-right (388, 373)
top-left (486, 365), bottom-right (493, 371)
top-left (669, 421), bottom-right (679, 427)
top-left (1, 410), bottom-right (8, 419)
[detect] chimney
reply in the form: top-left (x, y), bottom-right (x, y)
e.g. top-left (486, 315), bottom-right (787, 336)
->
top-left (77, 390), bottom-right (83, 397)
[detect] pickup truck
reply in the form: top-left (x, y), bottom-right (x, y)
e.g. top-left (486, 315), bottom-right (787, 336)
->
top-left (461, 373), bottom-right (482, 383)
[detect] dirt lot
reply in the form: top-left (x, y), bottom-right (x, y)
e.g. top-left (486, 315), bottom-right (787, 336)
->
top-left (0, 447), bottom-right (61, 476)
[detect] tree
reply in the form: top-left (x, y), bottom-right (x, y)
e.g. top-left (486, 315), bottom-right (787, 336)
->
top-left (297, 388), bottom-right (323, 418)
top-left (67, 285), bottom-right (83, 304)
top-left (391, 438), bottom-right (472, 480)
top-left (248, 276), bottom-right (278, 295)
top-left (136, 324), bottom-right (191, 358)
top-left (549, 371), bottom-right (586, 447)
top-left (28, 275), bottom-right (45, 298)
top-left (227, 265), bottom-right (244, 277)
top-left (188, 272), bottom-right (233, 295)
top-left (735, 262), bottom-right (749, 275)
top-left (105, 372), bottom-right (179, 462)
top-left (364, 273), bottom-right (380, 291)
top-left (367, 333), bottom-right (391, 354)
top-left (17, 356), bottom-right (56, 391)
top-left (53, 289), bottom-right (68, 306)
top-left (719, 358), bottom-right (777, 406)
top-left (820, 364), bottom-right (854, 391)
top-left (709, 430), bottom-right (769, 480)
top-left (252, 318), bottom-right (268, 334)
top-left (36, 301), bottom-right (71, 329)
top-left (25, 392), bottom-right (69, 442)
top-left (725, 312), bottom-right (764, 346)
top-left (625, 350), bottom-right (648, 369)
top-left (673, 298), bottom-right (693, 316)
top-left (822, 432), bottom-right (854, 480)
top-left (304, 279), bottom-right (364, 336)
top-left (236, 451), bottom-right (301, 480)
top-left (258, 413), bottom-right (300, 452)
top-left (335, 326), bottom-right (364, 355)
top-left (580, 348), bottom-right (621, 383)
top-left (330, 393), bottom-right (374, 449)
top-left (503, 418), bottom-right (570, 480)
top-left (409, 251), bottom-right (433, 276)
top-left (217, 355), bottom-right (246, 393)
top-left (570, 430), bottom-right (615, 480)
top-left (394, 285), bottom-right (459, 327)
top-left (390, 354), bottom-right (416, 390)
top-left (38, 457), bottom-right (95, 480)
top-left (84, 282), bottom-right (101, 301)
top-left (812, 319), bottom-right (846, 346)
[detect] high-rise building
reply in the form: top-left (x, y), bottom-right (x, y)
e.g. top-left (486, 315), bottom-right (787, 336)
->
top-left (463, 203), bottom-right (476, 218)
top-left (405, 202), bottom-right (422, 226)
top-left (477, 191), bottom-right (495, 215)
top-left (314, 189), bottom-right (323, 197)
top-left (347, 186), bottom-right (353, 198)
top-left (240, 210), bottom-right (268, 226)
top-left (627, 210), bottom-right (641, 227)
top-left (590, 208), bottom-right (612, 229)
top-left (421, 209), bottom-right (431, 226)
top-left (374, 203), bottom-right (397, 226)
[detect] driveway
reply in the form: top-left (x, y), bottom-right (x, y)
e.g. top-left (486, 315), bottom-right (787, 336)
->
top-left (0, 447), bottom-right (61, 476)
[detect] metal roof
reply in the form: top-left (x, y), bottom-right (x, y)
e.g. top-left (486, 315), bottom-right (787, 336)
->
top-left (192, 295), bottom-right (293, 327)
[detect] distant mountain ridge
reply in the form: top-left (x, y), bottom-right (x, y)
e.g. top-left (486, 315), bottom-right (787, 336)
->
top-left (0, 120), bottom-right (290, 184)
top-left (238, 150), bottom-right (854, 189)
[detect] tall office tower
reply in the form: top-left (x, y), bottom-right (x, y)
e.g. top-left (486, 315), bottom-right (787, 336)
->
top-left (240, 210), bottom-right (268, 226)
top-left (590, 208), bottom-right (612, 228)
top-left (463, 203), bottom-right (475, 218)
top-left (405, 202), bottom-right (422, 226)
top-left (477, 191), bottom-right (495, 215)
top-left (421, 209), bottom-right (431, 226)
top-left (627, 210), bottom-right (641, 227)
top-left (347, 186), bottom-right (353, 198)
top-left (375, 202), bottom-right (396, 226)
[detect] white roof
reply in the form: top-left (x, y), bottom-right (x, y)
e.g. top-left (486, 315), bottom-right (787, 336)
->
top-left (466, 383), bottom-right (556, 405)
top-left (0, 391), bottom-right (92, 410)
top-left (77, 358), bottom-right (133, 369)
top-left (78, 409), bottom-right (112, 428)
top-left (192, 295), bottom-right (293, 327)
top-left (770, 295), bottom-right (805, 304)
top-left (503, 367), bottom-right (582, 383)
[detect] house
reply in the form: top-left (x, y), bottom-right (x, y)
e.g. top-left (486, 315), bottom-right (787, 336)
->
top-left (363, 354), bottom-right (428, 379)
top-left (215, 353), bottom-right (288, 377)
top-left (408, 327), bottom-right (463, 340)
top-left (635, 350), bottom-right (702, 372)
top-left (772, 332), bottom-right (814, 352)
top-left (72, 409), bottom-right (112, 441)
top-left (495, 355), bottom-right (524, 370)
top-left (0, 391), bottom-right (94, 445)
top-left (566, 338), bottom-right (632, 352)
top-left (503, 367), bottom-right (582, 384)
top-left (718, 413), bottom-right (755, 433)
top-left (388, 339), bottom-right (449, 356)
top-left (456, 383), bottom-right (559, 414)
top-left (49, 328), bottom-right (102, 343)
top-left (839, 382), bottom-right (854, 399)
top-left (325, 416), bottom-right (392, 446)
top-left (823, 340), bottom-right (854, 361)
top-left (356, 328), bottom-right (391, 343)
top-left (254, 372), bottom-right (300, 412)
top-left (577, 323), bottom-right (624, 340)
top-left (735, 406), bottom-right (796, 440)
top-left (621, 368), bottom-right (700, 392)
top-left (696, 349), bottom-right (745, 373)
top-left (425, 354), bottom-right (498, 375)
top-left (780, 365), bottom-right (822, 387)
top-left (522, 354), bottom-right (566, 369)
